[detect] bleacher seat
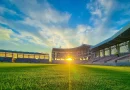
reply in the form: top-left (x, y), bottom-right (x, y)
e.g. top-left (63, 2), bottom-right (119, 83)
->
top-left (0, 57), bottom-right (12, 62)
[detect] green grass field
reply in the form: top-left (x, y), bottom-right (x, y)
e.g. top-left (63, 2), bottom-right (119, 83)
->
top-left (0, 63), bottom-right (130, 90)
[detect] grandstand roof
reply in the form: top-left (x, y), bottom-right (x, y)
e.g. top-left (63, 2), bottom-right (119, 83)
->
top-left (52, 44), bottom-right (91, 51)
top-left (91, 23), bottom-right (130, 51)
top-left (0, 49), bottom-right (48, 55)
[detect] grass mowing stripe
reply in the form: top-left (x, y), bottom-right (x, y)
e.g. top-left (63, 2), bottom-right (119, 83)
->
top-left (69, 63), bottom-right (71, 90)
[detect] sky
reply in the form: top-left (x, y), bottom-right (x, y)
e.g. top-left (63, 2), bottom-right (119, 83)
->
top-left (0, 0), bottom-right (130, 53)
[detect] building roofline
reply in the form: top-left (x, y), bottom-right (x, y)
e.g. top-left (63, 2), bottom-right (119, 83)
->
top-left (0, 49), bottom-right (48, 55)
top-left (52, 44), bottom-right (91, 51)
top-left (91, 23), bottom-right (130, 50)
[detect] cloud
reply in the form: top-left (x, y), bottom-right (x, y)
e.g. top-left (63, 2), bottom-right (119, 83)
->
top-left (0, 27), bottom-right (14, 40)
top-left (0, 0), bottom-right (130, 53)
top-left (84, 0), bottom-right (120, 45)
top-left (0, 6), bottom-right (18, 15)
top-left (0, 0), bottom-right (74, 52)
top-left (11, 0), bottom-right (71, 24)
top-left (0, 26), bottom-right (47, 46)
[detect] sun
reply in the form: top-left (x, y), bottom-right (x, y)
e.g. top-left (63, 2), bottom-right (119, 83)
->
top-left (66, 58), bottom-right (72, 61)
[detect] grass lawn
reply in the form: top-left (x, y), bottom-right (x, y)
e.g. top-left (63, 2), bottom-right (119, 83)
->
top-left (0, 63), bottom-right (130, 90)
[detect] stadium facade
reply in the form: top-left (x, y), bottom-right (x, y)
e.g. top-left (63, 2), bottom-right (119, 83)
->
top-left (52, 24), bottom-right (130, 65)
top-left (52, 44), bottom-right (91, 64)
top-left (0, 50), bottom-right (49, 63)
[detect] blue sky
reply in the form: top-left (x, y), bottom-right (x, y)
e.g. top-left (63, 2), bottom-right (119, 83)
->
top-left (0, 0), bottom-right (130, 53)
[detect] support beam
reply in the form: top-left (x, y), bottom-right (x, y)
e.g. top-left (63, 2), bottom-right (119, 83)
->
top-left (34, 54), bottom-right (36, 59)
top-left (128, 41), bottom-right (130, 53)
top-left (116, 44), bottom-right (120, 55)
top-left (44, 55), bottom-right (45, 59)
top-left (17, 53), bottom-right (19, 58)
top-left (16, 53), bottom-right (18, 58)
top-left (99, 50), bottom-right (100, 58)
top-left (103, 49), bottom-right (105, 57)
top-left (38, 55), bottom-right (40, 59)
top-left (5, 52), bottom-right (6, 57)
top-left (109, 47), bottom-right (111, 56)
top-left (28, 54), bottom-right (30, 58)
top-left (23, 53), bottom-right (24, 58)
top-left (11, 53), bottom-right (13, 58)
top-left (23, 54), bottom-right (25, 58)
top-left (93, 52), bottom-right (96, 58)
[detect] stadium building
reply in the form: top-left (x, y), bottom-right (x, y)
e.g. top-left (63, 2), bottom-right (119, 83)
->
top-left (90, 24), bottom-right (130, 65)
top-left (52, 24), bottom-right (130, 65)
top-left (0, 50), bottom-right (49, 63)
top-left (52, 44), bottom-right (91, 64)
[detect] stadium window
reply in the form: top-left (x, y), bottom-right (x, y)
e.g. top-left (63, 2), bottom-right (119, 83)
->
top-left (13, 53), bottom-right (17, 58)
top-left (6, 52), bottom-right (12, 57)
top-left (45, 55), bottom-right (49, 59)
top-left (120, 44), bottom-right (128, 53)
top-left (0, 52), bottom-right (6, 57)
top-left (29, 54), bottom-right (34, 59)
top-left (86, 57), bottom-right (88, 60)
top-left (18, 53), bottom-right (24, 58)
top-left (39, 55), bottom-right (44, 59)
top-left (112, 47), bottom-right (116, 55)
top-left (83, 58), bottom-right (85, 60)
top-left (80, 58), bottom-right (82, 60)
top-left (35, 54), bottom-right (39, 59)
top-left (57, 58), bottom-right (60, 60)
top-left (105, 49), bottom-right (109, 56)
top-left (24, 54), bottom-right (29, 58)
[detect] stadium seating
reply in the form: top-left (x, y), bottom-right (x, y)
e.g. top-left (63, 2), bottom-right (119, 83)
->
top-left (92, 53), bottom-right (130, 65)
top-left (15, 58), bottom-right (49, 63)
top-left (39, 59), bottom-right (49, 63)
top-left (0, 57), bottom-right (12, 62)
top-left (92, 55), bottom-right (117, 64)
top-left (105, 53), bottom-right (130, 66)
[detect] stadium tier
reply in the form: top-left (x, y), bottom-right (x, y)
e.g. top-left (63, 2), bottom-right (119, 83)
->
top-left (90, 23), bottom-right (130, 65)
top-left (0, 50), bottom-right (49, 63)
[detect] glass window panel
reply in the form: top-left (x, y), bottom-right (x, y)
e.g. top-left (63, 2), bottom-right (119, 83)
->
top-left (40, 55), bottom-right (44, 59)
top-left (29, 54), bottom-right (34, 58)
top-left (18, 53), bottom-right (24, 58)
top-left (13, 53), bottom-right (17, 58)
top-left (0, 52), bottom-right (5, 57)
top-left (35, 55), bottom-right (40, 59)
top-left (6, 52), bottom-right (12, 57)
top-left (24, 54), bottom-right (29, 58)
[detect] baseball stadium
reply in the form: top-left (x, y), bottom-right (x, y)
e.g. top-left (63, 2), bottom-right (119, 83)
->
top-left (1, 0), bottom-right (130, 90)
